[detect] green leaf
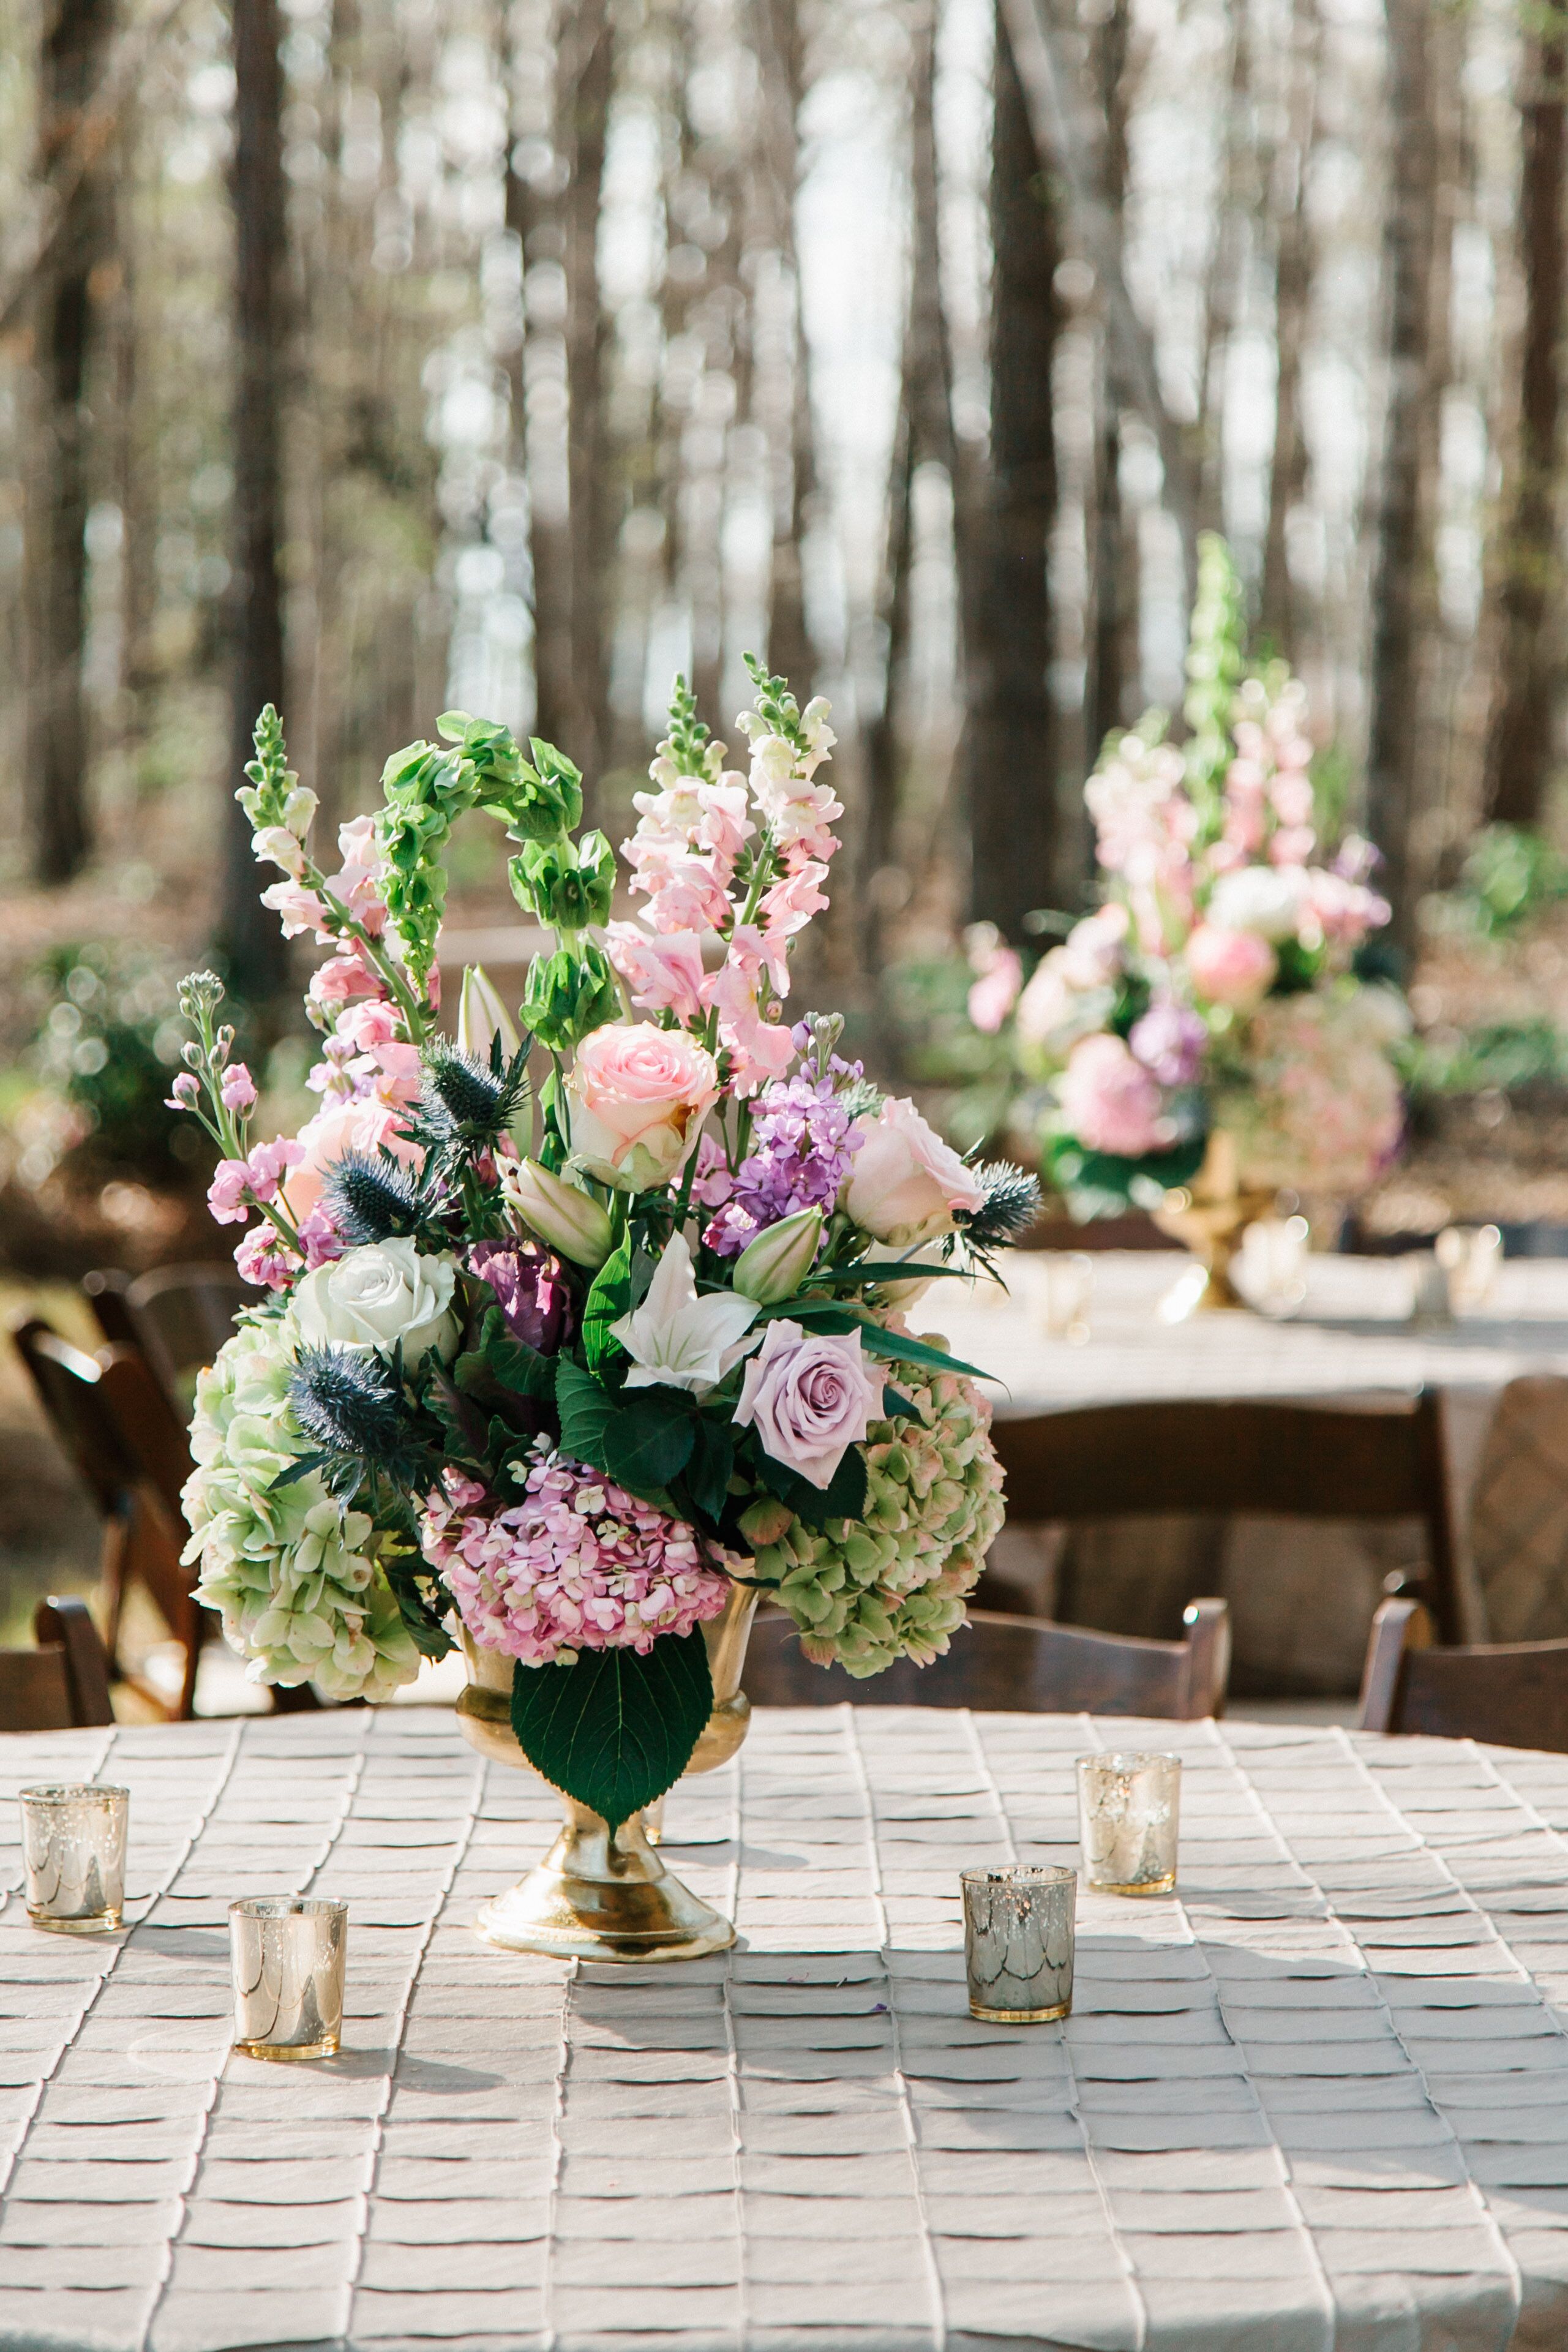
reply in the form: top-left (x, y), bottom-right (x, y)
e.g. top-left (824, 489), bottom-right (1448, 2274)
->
top-left (508, 1633), bottom-right (713, 1836)
top-left (751, 1438), bottom-right (868, 1532)
top-left (602, 1390), bottom-right (696, 1495)
top-left (685, 1416), bottom-right (735, 1522)
top-left (882, 1385), bottom-right (920, 1421)
top-left (582, 1236), bottom-right (633, 1375)
top-left (855, 1323), bottom-right (992, 1385)
top-left (755, 1301), bottom-right (861, 1332)
top-left (556, 1358), bottom-right (617, 1470)
top-left (454, 1308), bottom-right (556, 1405)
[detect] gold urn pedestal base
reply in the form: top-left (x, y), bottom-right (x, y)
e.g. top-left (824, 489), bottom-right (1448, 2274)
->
top-left (1151, 1132), bottom-right (1275, 1323)
top-left (474, 1803), bottom-right (734, 1964)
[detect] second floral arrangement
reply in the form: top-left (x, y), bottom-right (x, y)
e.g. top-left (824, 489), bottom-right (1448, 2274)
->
top-left (174, 663), bottom-right (1030, 1831)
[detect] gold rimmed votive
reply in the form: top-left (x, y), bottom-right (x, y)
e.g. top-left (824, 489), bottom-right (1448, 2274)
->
top-left (960, 1863), bottom-right (1076, 2023)
top-left (230, 1897), bottom-right (347, 2061)
top-left (20, 1784), bottom-right (129, 1933)
top-left (1077, 1750), bottom-right (1181, 1895)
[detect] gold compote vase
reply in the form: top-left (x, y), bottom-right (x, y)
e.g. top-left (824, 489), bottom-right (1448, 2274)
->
top-left (454, 1581), bottom-right (760, 1962)
top-left (1150, 1129), bottom-right (1275, 1323)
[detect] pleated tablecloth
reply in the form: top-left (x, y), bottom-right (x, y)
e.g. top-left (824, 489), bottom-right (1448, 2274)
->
top-left (4, 1706), bottom-right (1568, 2351)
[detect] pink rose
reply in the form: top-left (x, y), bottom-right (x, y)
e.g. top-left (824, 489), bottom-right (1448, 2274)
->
top-left (605, 925), bottom-right (707, 1024)
top-left (1057, 1034), bottom-right (1169, 1157)
top-left (566, 1024), bottom-right (719, 1192)
top-left (842, 1096), bottom-right (987, 1246)
top-left (1185, 924), bottom-right (1277, 1009)
top-left (282, 1098), bottom-right (424, 1223)
top-left (734, 1320), bottom-right (883, 1489)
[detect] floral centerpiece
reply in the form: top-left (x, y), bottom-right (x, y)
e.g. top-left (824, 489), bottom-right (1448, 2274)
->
top-left (968, 536), bottom-right (1407, 1238)
top-left (172, 662), bottom-right (1031, 1952)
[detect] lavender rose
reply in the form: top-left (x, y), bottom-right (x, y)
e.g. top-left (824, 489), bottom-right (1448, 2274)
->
top-left (734, 1320), bottom-right (883, 1489)
top-left (468, 1239), bottom-right (575, 1354)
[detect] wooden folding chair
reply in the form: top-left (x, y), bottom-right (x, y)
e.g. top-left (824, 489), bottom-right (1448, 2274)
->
top-left (744, 1601), bottom-right (1231, 1719)
top-left (989, 1391), bottom-right (1462, 1642)
top-left (0, 1598), bottom-right (115, 1732)
top-left (84, 1261), bottom-right (245, 1409)
top-left (1359, 1596), bottom-right (1568, 1752)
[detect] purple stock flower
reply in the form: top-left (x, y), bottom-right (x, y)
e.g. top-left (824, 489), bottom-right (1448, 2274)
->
top-left (1128, 998), bottom-right (1207, 1089)
top-left (468, 1240), bottom-right (576, 1354)
top-left (703, 1065), bottom-right (865, 1258)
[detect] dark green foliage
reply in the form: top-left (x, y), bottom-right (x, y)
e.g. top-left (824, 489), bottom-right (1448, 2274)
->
top-left (321, 1148), bottom-right (433, 1244)
top-left (748, 1432), bottom-right (868, 1531)
top-left (1044, 1129), bottom-right (1207, 1222)
top-left (508, 1631), bottom-right (714, 1835)
top-left (582, 1237), bottom-right (633, 1374)
top-left (453, 1307), bottom-right (558, 1407)
top-left (26, 942), bottom-right (208, 1185)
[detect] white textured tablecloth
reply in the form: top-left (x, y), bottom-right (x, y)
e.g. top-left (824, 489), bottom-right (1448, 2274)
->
top-left (4, 1710), bottom-right (1568, 2350)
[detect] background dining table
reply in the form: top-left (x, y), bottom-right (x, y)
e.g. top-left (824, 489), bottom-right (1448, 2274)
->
top-left (2, 1705), bottom-right (1568, 2351)
top-left (930, 1251), bottom-right (1568, 1694)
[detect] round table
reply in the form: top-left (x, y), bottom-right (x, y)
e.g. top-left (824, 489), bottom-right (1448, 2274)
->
top-left (1, 1707), bottom-right (1566, 2350)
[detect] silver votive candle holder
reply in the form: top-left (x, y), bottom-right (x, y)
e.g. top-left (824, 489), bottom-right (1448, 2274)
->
top-left (20, 1784), bottom-right (129, 1933)
top-left (230, 1897), bottom-right (347, 2061)
top-left (1077, 1751), bottom-right (1181, 1895)
top-left (961, 1863), bottom-right (1076, 2023)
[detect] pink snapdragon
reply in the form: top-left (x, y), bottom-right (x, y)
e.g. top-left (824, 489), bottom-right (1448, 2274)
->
top-left (421, 1451), bottom-right (732, 1666)
top-left (309, 946), bottom-right (383, 1010)
top-left (260, 881), bottom-right (334, 940)
top-left (606, 925), bottom-right (707, 1023)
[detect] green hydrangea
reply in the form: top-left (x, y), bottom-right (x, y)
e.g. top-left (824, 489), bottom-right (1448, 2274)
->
top-left (749, 1332), bottom-right (1006, 1678)
top-left (181, 1318), bottom-right (420, 1703)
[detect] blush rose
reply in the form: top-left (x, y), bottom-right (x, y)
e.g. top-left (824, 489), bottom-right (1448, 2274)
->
top-left (841, 1096), bottom-right (987, 1247)
top-left (733, 1320), bottom-right (883, 1489)
top-left (566, 1023), bottom-right (719, 1192)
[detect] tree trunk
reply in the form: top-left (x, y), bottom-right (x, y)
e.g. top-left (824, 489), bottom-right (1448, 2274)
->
top-left (1195, 3), bottom-right (1253, 537)
top-left (1261, 0), bottom-right (1319, 658)
top-left (1087, 0), bottom-right (1138, 760)
top-left (1484, 18), bottom-right (1566, 828)
top-left (23, 0), bottom-right (116, 884)
top-left (1364, 0), bottom-right (1449, 956)
top-left (563, 0), bottom-right (612, 796)
top-left (962, 2), bottom-right (1060, 939)
top-left (751, 0), bottom-right (819, 701)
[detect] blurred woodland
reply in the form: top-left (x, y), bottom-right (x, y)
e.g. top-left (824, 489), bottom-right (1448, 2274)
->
top-left (6, 0), bottom-right (1568, 1185)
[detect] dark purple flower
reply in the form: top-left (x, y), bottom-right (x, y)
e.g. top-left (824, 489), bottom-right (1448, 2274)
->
top-left (1128, 997), bottom-right (1207, 1089)
top-left (468, 1240), bottom-right (575, 1353)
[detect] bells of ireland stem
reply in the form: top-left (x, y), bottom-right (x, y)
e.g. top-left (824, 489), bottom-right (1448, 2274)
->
top-left (731, 1207), bottom-right (825, 1305)
top-left (521, 941), bottom-right (621, 1053)
top-left (457, 965), bottom-right (522, 1063)
top-left (509, 832), bottom-right (617, 932)
top-left (502, 1157), bottom-right (615, 1270)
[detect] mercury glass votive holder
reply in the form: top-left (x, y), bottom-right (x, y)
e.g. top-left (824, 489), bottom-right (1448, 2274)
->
top-left (1077, 1751), bottom-right (1181, 1895)
top-left (960, 1864), bottom-right (1076, 2023)
top-left (20, 1784), bottom-right (129, 1933)
top-left (230, 1898), bottom-right (347, 2061)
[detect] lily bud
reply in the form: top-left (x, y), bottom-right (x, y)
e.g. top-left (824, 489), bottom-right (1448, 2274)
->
top-left (732, 1207), bottom-right (824, 1306)
top-left (502, 1156), bottom-right (614, 1269)
top-left (458, 964), bottom-right (523, 1064)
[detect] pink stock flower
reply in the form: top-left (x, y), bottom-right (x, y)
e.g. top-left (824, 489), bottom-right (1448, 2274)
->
top-left (309, 947), bottom-right (383, 1007)
top-left (733, 1320), bottom-right (882, 1489)
top-left (605, 924), bottom-right (707, 1023)
top-left (207, 1159), bottom-right (253, 1225)
top-left (296, 1203), bottom-right (347, 1270)
top-left (422, 1450), bottom-right (731, 1666)
top-left (1057, 1034), bottom-right (1171, 1158)
top-left (165, 1072), bottom-right (200, 1113)
top-left (244, 1137), bottom-right (304, 1203)
top-left (1185, 924), bottom-right (1277, 1009)
top-left (260, 881), bottom-right (333, 941)
top-left (220, 1063), bottom-right (258, 1112)
top-left (234, 1223), bottom-right (298, 1290)
top-left (967, 947), bottom-right (1023, 1035)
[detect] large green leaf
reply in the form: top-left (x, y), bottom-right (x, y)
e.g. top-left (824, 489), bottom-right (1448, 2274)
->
top-left (751, 1437), bottom-right (868, 1531)
top-left (602, 1389), bottom-right (696, 1496)
top-left (555, 1358), bottom-right (617, 1469)
top-left (582, 1236), bottom-right (633, 1375)
top-left (685, 1415), bottom-right (735, 1523)
top-left (454, 1306), bottom-right (557, 1404)
top-left (855, 1323), bottom-right (991, 1385)
top-left (508, 1633), bottom-right (714, 1835)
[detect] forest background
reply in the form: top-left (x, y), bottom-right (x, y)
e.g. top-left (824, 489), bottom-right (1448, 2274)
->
top-left (6, 0), bottom-right (1568, 1260)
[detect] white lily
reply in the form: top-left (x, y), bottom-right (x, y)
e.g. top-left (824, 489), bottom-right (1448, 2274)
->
top-left (458, 964), bottom-right (522, 1062)
top-left (611, 1232), bottom-right (761, 1397)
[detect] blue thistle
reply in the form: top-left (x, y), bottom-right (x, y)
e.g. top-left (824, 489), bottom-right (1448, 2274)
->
top-left (288, 1345), bottom-right (404, 1460)
top-left (321, 1149), bottom-right (432, 1245)
top-left (957, 1163), bottom-right (1043, 1251)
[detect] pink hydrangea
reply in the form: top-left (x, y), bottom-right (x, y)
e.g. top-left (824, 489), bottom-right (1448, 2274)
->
top-left (1057, 1034), bottom-right (1171, 1158)
top-left (421, 1449), bottom-right (732, 1666)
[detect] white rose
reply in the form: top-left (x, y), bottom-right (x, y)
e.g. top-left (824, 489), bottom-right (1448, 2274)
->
top-left (291, 1239), bottom-right (460, 1366)
top-left (842, 1096), bottom-right (988, 1247)
top-left (1205, 864), bottom-right (1311, 941)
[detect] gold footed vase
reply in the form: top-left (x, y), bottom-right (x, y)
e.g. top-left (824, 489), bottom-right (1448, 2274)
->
top-left (1150, 1130), bottom-right (1275, 1323)
top-left (454, 1582), bottom-right (760, 1962)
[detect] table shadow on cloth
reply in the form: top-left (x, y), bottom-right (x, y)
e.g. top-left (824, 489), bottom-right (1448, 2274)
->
top-left (0, 1707), bottom-right (1567, 2350)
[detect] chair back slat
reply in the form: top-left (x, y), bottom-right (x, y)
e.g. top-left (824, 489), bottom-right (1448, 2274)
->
top-left (34, 1598), bottom-right (115, 1727)
top-left (12, 1320), bottom-right (138, 1513)
top-left (1359, 1596), bottom-right (1568, 1751)
top-left (0, 1648), bottom-right (77, 1734)
top-left (745, 1601), bottom-right (1230, 1720)
top-left (992, 1392), bottom-right (1460, 1642)
top-left (122, 1263), bottom-right (246, 1397)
